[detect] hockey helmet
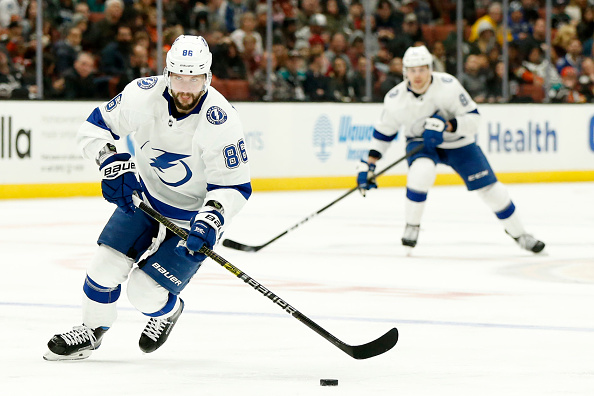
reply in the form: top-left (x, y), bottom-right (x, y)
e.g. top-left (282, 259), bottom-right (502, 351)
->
top-left (164, 35), bottom-right (212, 92)
top-left (402, 45), bottom-right (433, 76)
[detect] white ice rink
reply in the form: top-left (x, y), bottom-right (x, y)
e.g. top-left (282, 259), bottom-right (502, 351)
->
top-left (1, 182), bottom-right (593, 396)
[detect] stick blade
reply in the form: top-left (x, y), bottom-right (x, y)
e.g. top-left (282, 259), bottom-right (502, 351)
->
top-left (221, 238), bottom-right (262, 252)
top-left (344, 327), bottom-right (399, 360)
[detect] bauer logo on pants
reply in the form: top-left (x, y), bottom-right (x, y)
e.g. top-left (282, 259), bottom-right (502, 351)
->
top-left (152, 263), bottom-right (183, 286)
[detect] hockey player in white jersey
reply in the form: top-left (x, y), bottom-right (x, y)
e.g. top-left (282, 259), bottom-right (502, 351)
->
top-left (356, 45), bottom-right (544, 253)
top-left (44, 35), bottom-right (251, 360)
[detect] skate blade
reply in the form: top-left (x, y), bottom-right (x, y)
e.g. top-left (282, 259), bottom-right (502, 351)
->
top-left (43, 349), bottom-right (92, 361)
top-left (404, 246), bottom-right (415, 256)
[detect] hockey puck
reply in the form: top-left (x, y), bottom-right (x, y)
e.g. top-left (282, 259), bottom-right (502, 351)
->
top-left (320, 379), bottom-right (338, 386)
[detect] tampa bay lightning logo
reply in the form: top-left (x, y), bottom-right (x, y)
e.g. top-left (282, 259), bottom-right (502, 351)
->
top-left (206, 106), bottom-right (227, 125)
top-left (137, 77), bottom-right (158, 90)
top-left (106, 93), bottom-right (122, 112)
top-left (388, 88), bottom-right (399, 98)
top-left (441, 76), bottom-right (453, 83)
top-left (149, 149), bottom-right (192, 187)
top-left (312, 114), bottom-right (333, 162)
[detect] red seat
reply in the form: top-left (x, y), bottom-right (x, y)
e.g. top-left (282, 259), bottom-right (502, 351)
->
top-left (518, 84), bottom-right (545, 103)
top-left (224, 79), bottom-right (251, 101)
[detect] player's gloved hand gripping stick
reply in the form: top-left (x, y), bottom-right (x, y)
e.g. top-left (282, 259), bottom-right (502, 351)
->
top-left (99, 151), bottom-right (142, 215)
top-left (222, 144), bottom-right (424, 252)
top-left (132, 193), bottom-right (398, 360)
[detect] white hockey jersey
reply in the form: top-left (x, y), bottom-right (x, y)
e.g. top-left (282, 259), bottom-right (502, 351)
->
top-left (371, 72), bottom-right (481, 156)
top-left (77, 76), bottom-right (251, 228)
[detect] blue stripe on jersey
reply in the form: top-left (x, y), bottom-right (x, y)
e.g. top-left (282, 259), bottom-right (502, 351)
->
top-left (86, 107), bottom-right (120, 140)
top-left (449, 109), bottom-right (479, 132)
top-left (373, 129), bottom-right (396, 142)
top-left (406, 188), bottom-right (427, 202)
top-left (83, 275), bottom-right (121, 304)
top-left (207, 182), bottom-right (252, 200)
top-left (141, 187), bottom-right (198, 221)
top-left (143, 293), bottom-right (177, 317)
top-left (495, 202), bottom-right (516, 220)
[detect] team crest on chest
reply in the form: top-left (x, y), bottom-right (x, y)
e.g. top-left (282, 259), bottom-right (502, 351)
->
top-left (206, 106), bottom-right (227, 125)
top-left (137, 77), bottom-right (158, 89)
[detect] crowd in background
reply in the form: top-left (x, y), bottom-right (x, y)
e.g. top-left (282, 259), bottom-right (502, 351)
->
top-left (0, 0), bottom-right (593, 103)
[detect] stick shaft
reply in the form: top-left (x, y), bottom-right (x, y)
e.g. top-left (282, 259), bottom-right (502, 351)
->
top-left (223, 144), bottom-right (424, 251)
top-left (133, 199), bottom-right (397, 359)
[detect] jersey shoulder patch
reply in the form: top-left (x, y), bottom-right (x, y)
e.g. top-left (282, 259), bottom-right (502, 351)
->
top-left (137, 77), bottom-right (158, 90)
top-left (387, 87), bottom-right (400, 98)
top-left (206, 106), bottom-right (228, 125)
top-left (441, 76), bottom-right (454, 83)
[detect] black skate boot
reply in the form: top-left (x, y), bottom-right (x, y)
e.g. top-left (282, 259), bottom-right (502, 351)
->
top-left (44, 325), bottom-right (107, 361)
top-left (139, 299), bottom-right (184, 353)
top-left (401, 224), bottom-right (420, 248)
top-left (507, 232), bottom-right (545, 253)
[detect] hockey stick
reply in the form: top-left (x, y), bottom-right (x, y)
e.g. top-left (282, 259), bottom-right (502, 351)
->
top-left (222, 144), bottom-right (424, 252)
top-left (131, 193), bottom-right (398, 360)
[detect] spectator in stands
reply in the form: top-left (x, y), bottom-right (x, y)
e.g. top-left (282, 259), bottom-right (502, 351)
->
top-left (520, 0), bottom-right (540, 24)
top-left (350, 55), bottom-right (380, 102)
top-left (460, 54), bottom-right (488, 103)
top-left (303, 50), bottom-right (333, 101)
top-left (386, 13), bottom-right (423, 58)
top-left (250, 51), bottom-right (293, 101)
top-left (517, 17), bottom-right (546, 58)
top-left (374, 0), bottom-right (403, 35)
top-left (61, 51), bottom-right (97, 99)
top-left (323, 0), bottom-right (348, 35)
top-left (378, 56), bottom-right (403, 98)
top-left (53, 26), bottom-right (82, 75)
top-left (552, 23), bottom-right (577, 59)
top-left (296, 13), bottom-right (328, 51)
top-left (550, 66), bottom-right (586, 103)
top-left (346, 32), bottom-right (365, 67)
top-left (508, 1), bottom-right (532, 42)
top-left (328, 56), bottom-right (356, 102)
top-left (0, 0), bottom-right (25, 29)
top-left (552, 0), bottom-right (571, 28)
top-left (325, 32), bottom-right (352, 71)
top-left (240, 33), bottom-right (261, 79)
top-left (577, 3), bottom-right (593, 37)
top-left (100, 25), bottom-right (133, 78)
top-left (431, 41), bottom-right (447, 73)
top-left (278, 49), bottom-right (307, 101)
top-left (0, 50), bottom-right (22, 98)
top-left (211, 38), bottom-right (247, 80)
top-left (469, 2), bottom-right (511, 45)
top-left (486, 61), bottom-right (505, 103)
top-left (85, 0), bottom-right (124, 52)
top-left (296, 0), bottom-right (321, 30)
top-left (520, 45), bottom-right (561, 87)
top-left (469, 20), bottom-right (497, 56)
top-left (403, 0), bottom-right (433, 26)
top-left (578, 57), bottom-right (594, 101)
top-left (556, 38), bottom-right (583, 73)
top-left (230, 12), bottom-right (263, 56)
top-left (74, 2), bottom-right (90, 21)
top-left (346, 1), bottom-right (364, 33)
top-left (224, 0), bottom-right (247, 33)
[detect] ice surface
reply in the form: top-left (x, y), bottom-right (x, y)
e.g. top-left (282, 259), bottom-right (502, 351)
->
top-left (1, 183), bottom-right (593, 395)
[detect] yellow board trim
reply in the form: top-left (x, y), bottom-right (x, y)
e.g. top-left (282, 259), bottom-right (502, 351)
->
top-left (1, 171), bottom-right (593, 199)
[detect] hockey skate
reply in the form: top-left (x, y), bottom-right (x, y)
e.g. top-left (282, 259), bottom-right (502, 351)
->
top-left (43, 325), bottom-right (107, 361)
top-left (139, 299), bottom-right (185, 353)
top-left (507, 232), bottom-right (545, 253)
top-left (401, 224), bottom-right (420, 248)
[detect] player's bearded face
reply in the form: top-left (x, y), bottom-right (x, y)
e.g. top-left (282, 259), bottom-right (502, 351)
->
top-left (406, 65), bottom-right (431, 94)
top-left (170, 73), bottom-right (206, 111)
